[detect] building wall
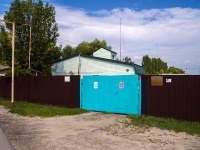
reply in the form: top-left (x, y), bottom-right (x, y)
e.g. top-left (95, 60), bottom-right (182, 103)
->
top-left (0, 70), bottom-right (8, 76)
top-left (52, 57), bottom-right (79, 75)
top-left (52, 56), bottom-right (135, 76)
top-left (93, 48), bottom-right (116, 60)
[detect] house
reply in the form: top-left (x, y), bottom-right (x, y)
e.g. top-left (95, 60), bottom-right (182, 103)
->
top-left (0, 64), bottom-right (9, 76)
top-left (51, 48), bottom-right (145, 76)
top-left (93, 48), bottom-right (117, 60)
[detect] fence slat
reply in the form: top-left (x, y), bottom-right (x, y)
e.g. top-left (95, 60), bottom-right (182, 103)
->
top-left (0, 76), bottom-right (80, 108)
top-left (142, 75), bottom-right (200, 122)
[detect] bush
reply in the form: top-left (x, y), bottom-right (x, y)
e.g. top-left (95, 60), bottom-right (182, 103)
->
top-left (6, 66), bottom-right (34, 77)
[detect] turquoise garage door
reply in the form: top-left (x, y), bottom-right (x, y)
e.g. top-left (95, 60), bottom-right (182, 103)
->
top-left (80, 75), bottom-right (141, 115)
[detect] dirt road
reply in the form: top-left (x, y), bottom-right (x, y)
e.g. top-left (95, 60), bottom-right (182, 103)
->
top-left (0, 105), bottom-right (199, 150)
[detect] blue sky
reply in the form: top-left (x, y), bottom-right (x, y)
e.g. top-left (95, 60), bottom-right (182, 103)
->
top-left (46, 0), bottom-right (200, 11)
top-left (1, 0), bottom-right (200, 74)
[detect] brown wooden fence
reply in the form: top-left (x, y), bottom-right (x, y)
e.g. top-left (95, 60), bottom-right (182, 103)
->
top-left (142, 75), bottom-right (200, 122)
top-left (0, 76), bottom-right (80, 108)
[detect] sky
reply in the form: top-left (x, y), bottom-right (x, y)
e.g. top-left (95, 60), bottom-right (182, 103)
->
top-left (1, 0), bottom-right (200, 74)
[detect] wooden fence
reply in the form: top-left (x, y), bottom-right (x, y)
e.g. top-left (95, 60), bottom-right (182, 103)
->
top-left (142, 75), bottom-right (200, 122)
top-left (0, 76), bottom-right (80, 108)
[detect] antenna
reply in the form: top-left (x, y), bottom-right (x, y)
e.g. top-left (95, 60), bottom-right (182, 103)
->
top-left (120, 12), bottom-right (122, 61)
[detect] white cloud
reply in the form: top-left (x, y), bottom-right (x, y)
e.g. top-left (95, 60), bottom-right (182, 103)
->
top-left (1, 3), bottom-right (199, 74)
top-left (55, 6), bottom-right (200, 74)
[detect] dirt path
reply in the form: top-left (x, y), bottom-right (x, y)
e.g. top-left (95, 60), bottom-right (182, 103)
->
top-left (0, 105), bottom-right (200, 150)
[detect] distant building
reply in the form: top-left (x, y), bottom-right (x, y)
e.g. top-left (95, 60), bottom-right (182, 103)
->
top-left (51, 48), bottom-right (145, 76)
top-left (0, 64), bottom-right (9, 76)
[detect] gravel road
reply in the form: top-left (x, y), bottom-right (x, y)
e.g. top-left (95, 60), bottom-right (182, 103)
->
top-left (0, 105), bottom-right (200, 150)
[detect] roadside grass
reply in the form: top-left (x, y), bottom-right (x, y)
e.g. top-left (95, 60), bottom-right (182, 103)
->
top-left (128, 115), bottom-right (200, 135)
top-left (1, 98), bottom-right (200, 135)
top-left (0, 99), bottom-right (89, 117)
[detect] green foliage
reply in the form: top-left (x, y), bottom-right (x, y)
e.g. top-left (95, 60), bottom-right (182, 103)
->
top-left (1, 0), bottom-right (60, 75)
top-left (62, 45), bottom-right (74, 58)
top-left (0, 99), bottom-right (89, 117)
top-left (122, 56), bottom-right (134, 64)
top-left (61, 38), bottom-right (112, 58)
top-left (168, 66), bottom-right (185, 74)
top-left (142, 55), bottom-right (168, 75)
top-left (68, 71), bottom-right (74, 75)
top-left (0, 27), bottom-right (12, 66)
top-left (142, 55), bottom-right (184, 75)
top-left (5, 66), bottom-right (33, 77)
top-left (128, 115), bottom-right (200, 135)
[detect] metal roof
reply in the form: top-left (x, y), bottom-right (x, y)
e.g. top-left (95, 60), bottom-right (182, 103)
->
top-left (93, 47), bottom-right (117, 54)
top-left (53, 54), bottom-right (145, 75)
top-left (0, 64), bottom-right (9, 70)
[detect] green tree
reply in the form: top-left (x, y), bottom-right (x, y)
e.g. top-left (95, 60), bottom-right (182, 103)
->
top-left (142, 55), bottom-right (168, 75)
top-left (142, 55), bottom-right (184, 75)
top-left (2, 0), bottom-right (60, 75)
top-left (60, 38), bottom-right (112, 57)
top-left (122, 56), bottom-right (134, 64)
top-left (167, 66), bottom-right (185, 74)
top-left (0, 26), bottom-right (12, 66)
top-left (62, 45), bottom-right (73, 58)
top-left (142, 55), bottom-right (153, 74)
top-left (74, 38), bottom-right (112, 56)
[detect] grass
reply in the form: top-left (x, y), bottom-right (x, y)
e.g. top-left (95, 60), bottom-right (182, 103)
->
top-left (0, 98), bottom-right (200, 135)
top-left (128, 115), bottom-right (200, 135)
top-left (0, 98), bottom-right (89, 117)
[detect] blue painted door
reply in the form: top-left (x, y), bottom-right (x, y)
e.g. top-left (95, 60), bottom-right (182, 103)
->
top-left (81, 75), bottom-right (141, 114)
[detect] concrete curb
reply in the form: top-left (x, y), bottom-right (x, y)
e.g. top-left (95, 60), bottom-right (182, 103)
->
top-left (0, 125), bottom-right (14, 150)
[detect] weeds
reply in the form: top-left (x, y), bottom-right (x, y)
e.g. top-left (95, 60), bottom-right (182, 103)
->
top-left (128, 115), bottom-right (200, 135)
top-left (0, 99), bottom-right (89, 117)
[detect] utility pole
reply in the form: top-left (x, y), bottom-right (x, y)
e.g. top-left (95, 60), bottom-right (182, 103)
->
top-left (29, 26), bottom-right (31, 69)
top-left (22, 24), bottom-right (31, 69)
top-left (0, 20), bottom-right (15, 104)
top-left (78, 54), bottom-right (81, 75)
top-left (11, 22), bottom-right (15, 105)
top-left (120, 13), bottom-right (122, 61)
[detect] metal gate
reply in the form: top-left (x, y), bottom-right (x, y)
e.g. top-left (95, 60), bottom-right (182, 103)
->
top-left (80, 75), bottom-right (141, 114)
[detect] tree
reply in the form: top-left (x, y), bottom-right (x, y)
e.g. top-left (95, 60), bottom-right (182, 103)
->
top-left (142, 55), bottom-right (168, 75)
top-left (122, 56), bottom-right (134, 64)
top-left (142, 55), bottom-right (153, 74)
top-left (62, 45), bottom-right (73, 58)
top-left (61, 38), bottom-right (112, 57)
top-left (142, 55), bottom-right (184, 75)
top-left (0, 26), bottom-right (12, 66)
top-left (2, 0), bottom-right (60, 75)
top-left (74, 38), bottom-right (112, 56)
top-left (168, 66), bottom-right (185, 74)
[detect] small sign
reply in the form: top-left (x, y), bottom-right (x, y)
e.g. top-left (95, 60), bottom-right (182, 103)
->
top-left (166, 78), bottom-right (172, 83)
top-left (64, 76), bottom-right (70, 82)
top-left (119, 81), bottom-right (124, 89)
top-left (94, 82), bottom-right (98, 89)
top-left (151, 76), bottom-right (163, 86)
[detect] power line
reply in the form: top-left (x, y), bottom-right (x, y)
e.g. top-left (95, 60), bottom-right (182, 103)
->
top-left (0, 22), bottom-right (11, 33)
top-left (57, 38), bottom-right (78, 45)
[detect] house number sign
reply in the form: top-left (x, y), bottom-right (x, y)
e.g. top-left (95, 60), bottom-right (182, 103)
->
top-left (94, 81), bottom-right (98, 89)
top-left (119, 81), bottom-right (124, 89)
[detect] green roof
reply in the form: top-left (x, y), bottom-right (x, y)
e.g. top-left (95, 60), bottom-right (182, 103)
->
top-left (53, 54), bottom-right (145, 75)
top-left (133, 64), bottom-right (145, 75)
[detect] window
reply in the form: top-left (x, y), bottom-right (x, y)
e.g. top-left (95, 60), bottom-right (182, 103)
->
top-left (112, 55), bottom-right (115, 60)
